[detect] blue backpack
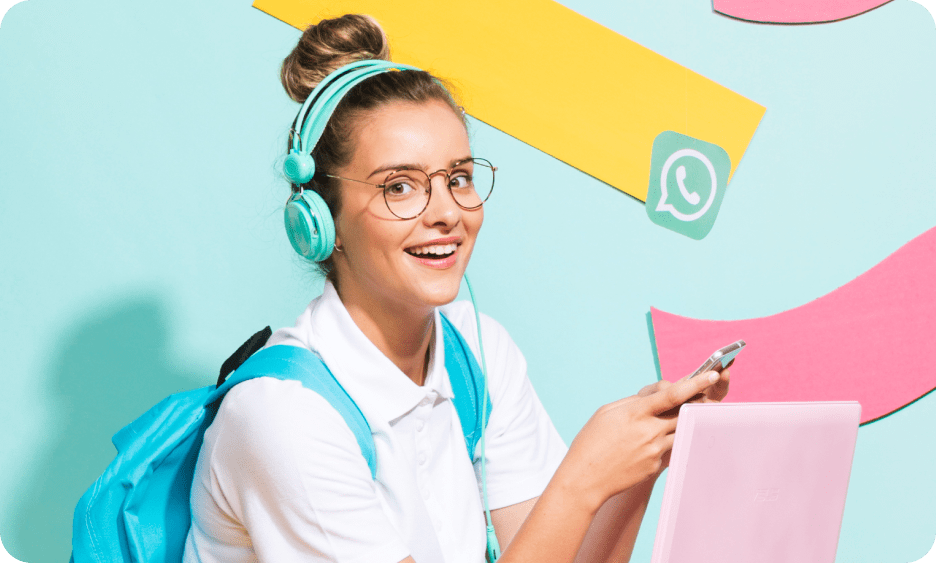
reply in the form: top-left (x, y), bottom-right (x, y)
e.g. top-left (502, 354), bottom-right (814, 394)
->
top-left (70, 313), bottom-right (490, 562)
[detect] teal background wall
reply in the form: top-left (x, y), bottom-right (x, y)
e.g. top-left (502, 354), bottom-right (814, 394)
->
top-left (1, 0), bottom-right (934, 561)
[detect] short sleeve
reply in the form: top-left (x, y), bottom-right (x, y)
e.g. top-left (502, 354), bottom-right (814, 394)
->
top-left (441, 303), bottom-right (569, 510)
top-left (188, 377), bottom-right (411, 563)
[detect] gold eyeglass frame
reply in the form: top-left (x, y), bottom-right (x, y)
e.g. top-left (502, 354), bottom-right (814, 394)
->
top-left (323, 157), bottom-right (497, 220)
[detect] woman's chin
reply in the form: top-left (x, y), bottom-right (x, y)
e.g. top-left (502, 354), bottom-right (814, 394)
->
top-left (406, 271), bottom-right (464, 309)
top-left (419, 281), bottom-right (462, 309)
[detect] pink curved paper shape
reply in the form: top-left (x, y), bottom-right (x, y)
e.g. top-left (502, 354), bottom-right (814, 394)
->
top-left (651, 225), bottom-right (936, 424)
top-left (713, 0), bottom-right (891, 24)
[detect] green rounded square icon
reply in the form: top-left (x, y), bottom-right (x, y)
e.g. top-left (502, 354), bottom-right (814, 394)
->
top-left (646, 131), bottom-right (732, 240)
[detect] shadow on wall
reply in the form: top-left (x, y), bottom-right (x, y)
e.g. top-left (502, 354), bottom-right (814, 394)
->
top-left (5, 296), bottom-right (203, 563)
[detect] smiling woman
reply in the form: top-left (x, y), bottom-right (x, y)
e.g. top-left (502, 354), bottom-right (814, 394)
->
top-left (329, 99), bottom-right (484, 339)
top-left (181, 12), bottom-right (729, 563)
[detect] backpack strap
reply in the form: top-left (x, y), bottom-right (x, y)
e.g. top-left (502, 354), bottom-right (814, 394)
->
top-left (203, 315), bottom-right (490, 480)
top-left (206, 345), bottom-right (378, 479)
top-left (441, 312), bottom-right (493, 461)
top-left (216, 326), bottom-right (273, 387)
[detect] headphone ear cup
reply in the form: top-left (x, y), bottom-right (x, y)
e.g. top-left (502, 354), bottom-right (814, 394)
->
top-left (284, 190), bottom-right (336, 262)
top-left (284, 151), bottom-right (316, 185)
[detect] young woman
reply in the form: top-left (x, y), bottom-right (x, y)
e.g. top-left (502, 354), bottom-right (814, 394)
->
top-left (183, 14), bottom-right (729, 563)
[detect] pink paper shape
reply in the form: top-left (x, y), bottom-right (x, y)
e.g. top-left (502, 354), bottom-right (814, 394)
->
top-left (651, 225), bottom-right (936, 424)
top-left (713, 0), bottom-right (891, 24)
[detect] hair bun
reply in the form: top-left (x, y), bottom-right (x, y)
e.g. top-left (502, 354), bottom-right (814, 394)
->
top-left (281, 14), bottom-right (391, 103)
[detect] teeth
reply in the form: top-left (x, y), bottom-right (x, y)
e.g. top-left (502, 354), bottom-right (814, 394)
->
top-left (409, 243), bottom-right (458, 256)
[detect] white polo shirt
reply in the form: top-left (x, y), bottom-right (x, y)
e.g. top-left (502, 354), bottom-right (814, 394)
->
top-left (183, 282), bottom-right (567, 562)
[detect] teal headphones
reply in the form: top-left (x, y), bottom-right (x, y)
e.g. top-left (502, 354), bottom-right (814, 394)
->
top-left (282, 59), bottom-right (501, 560)
top-left (282, 59), bottom-right (419, 262)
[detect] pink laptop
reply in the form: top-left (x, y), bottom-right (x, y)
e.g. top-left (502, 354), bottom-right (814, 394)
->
top-left (651, 402), bottom-right (861, 563)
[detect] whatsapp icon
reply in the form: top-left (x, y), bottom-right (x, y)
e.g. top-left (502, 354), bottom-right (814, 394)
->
top-left (645, 131), bottom-right (732, 240)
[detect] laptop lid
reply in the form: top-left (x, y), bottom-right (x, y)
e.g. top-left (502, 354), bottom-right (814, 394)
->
top-left (651, 401), bottom-right (861, 563)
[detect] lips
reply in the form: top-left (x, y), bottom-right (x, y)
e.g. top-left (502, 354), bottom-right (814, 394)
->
top-left (404, 242), bottom-right (458, 259)
top-left (404, 238), bottom-right (461, 268)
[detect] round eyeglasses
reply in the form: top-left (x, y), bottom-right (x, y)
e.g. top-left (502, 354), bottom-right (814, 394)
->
top-left (324, 157), bottom-right (496, 220)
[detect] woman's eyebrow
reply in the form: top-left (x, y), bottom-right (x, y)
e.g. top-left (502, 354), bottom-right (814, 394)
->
top-left (367, 162), bottom-right (421, 178)
top-left (367, 156), bottom-right (473, 179)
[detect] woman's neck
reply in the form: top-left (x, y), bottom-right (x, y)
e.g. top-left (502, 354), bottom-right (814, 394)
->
top-left (335, 281), bottom-right (435, 386)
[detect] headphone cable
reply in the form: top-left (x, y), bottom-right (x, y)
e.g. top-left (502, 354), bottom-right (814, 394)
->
top-left (464, 274), bottom-right (501, 562)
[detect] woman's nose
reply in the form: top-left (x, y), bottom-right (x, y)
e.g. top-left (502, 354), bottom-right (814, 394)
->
top-left (422, 174), bottom-right (461, 226)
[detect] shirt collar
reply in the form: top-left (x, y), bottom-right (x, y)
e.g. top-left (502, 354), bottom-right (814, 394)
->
top-left (274, 281), bottom-right (454, 425)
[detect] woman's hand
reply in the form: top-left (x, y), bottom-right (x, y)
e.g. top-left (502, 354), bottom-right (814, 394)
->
top-left (499, 373), bottom-right (728, 563)
top-left (692, 365), bottom-right (731, 403)
top-left (639, 368), bottom-right (731, 405)
top-left (637, 368), bottom-right (731, 472)
top-left (556, 372), bottom-right (723, 514)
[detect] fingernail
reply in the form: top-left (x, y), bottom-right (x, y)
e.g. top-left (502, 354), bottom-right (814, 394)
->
top-left (708, 372), bottom-right (719, 383)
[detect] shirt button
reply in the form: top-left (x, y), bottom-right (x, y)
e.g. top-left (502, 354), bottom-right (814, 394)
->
top-left (416, 420), bottom-right (425, 432)
top-left (418, 453), bottom-right (427, 465)
top-left (422, 487), bottom-right (431, 499)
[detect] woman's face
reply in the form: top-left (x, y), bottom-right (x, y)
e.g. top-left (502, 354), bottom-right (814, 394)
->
top-left (331, 99), bottom-right (482, 315)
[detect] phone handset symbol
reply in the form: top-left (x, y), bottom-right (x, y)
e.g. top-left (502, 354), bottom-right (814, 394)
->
top-left (675, 165), bottom-right (701, 206)
top-left (656, 148), bottom-right (718, 222)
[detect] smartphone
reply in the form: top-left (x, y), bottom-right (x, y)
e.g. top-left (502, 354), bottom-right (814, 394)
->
top-left (687, 340), bottom-right (746, 379)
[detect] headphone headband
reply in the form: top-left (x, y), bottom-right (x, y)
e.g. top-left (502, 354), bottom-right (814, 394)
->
top-left (290, 60), bottom-right (421, 168)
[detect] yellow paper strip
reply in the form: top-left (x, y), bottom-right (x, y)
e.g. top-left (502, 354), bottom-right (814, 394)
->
top-left (255, 0), bottom-right (765, 201)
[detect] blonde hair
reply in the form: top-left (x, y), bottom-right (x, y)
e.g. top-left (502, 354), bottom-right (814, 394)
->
top-left (281, 14), bottom-right (391, 104)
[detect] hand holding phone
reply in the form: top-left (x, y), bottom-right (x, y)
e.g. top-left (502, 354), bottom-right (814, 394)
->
top-left (686, 340), bottom-right (746, 380)
top-left (646, 340), bottom-right (742, 420)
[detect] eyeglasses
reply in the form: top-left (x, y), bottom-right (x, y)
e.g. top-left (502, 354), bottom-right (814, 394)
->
top-left (324, 157), bottom-right (496, 220)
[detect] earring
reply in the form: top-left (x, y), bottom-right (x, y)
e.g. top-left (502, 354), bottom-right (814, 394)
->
top-left (333, 242), bottom-right (344, 253)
